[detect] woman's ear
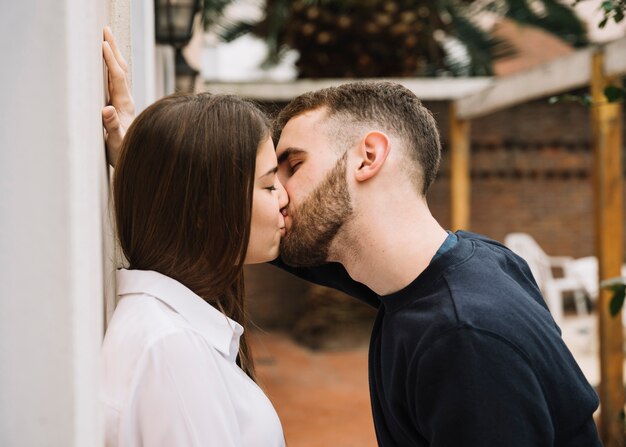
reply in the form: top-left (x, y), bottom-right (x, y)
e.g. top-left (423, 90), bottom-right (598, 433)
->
top-left (354, 131), bottom-right (391, 183)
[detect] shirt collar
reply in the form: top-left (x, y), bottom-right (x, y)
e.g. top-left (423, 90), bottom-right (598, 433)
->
top-left (116, 269), bottom-right (243, 362)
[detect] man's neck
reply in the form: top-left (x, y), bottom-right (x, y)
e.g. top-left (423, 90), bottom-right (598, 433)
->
top-left (328, 202), bottom-right (449, 296)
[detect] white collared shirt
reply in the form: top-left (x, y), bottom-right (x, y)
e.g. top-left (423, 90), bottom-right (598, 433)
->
top-left (102, 269), bottom-right (285, 447)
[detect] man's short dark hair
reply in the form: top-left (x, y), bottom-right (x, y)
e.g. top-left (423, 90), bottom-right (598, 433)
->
top-left (275, 81), bottom-right (441, 195)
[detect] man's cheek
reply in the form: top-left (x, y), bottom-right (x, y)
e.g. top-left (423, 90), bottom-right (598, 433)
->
top-left (288, 180), bottom-right (312, 203)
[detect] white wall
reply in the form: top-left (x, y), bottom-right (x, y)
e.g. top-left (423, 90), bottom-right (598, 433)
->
top-left (574, 0), bottom-right (626, 43)
top-left (0, 0), bottom-right (131, 445)
top-left (201, 0), bottom-right (297, 82)
top-left (203, 34), bottom-right (298, 82)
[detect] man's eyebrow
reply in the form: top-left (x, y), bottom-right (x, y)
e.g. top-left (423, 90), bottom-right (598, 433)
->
top-left (277, 147), bottom-right (306, 165)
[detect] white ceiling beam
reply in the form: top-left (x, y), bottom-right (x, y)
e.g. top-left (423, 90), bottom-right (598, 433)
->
top-left (455, 48), bottom-right (595, 119)
top-left (203, 77), bottom-right (493, 102)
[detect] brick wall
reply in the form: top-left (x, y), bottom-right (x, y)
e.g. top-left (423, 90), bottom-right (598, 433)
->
top-left (428, 175), bottom-right (596, 257)
top-left (426, 98), bottom-right (625, 259)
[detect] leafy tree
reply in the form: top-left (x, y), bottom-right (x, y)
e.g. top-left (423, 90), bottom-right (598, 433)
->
top-left (208, 0), bottom-right (588, 78)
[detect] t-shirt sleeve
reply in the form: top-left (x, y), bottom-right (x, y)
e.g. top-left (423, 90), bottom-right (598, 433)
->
top-left (269, 258), bottom-right (379, 308)
top-left (413, 327), bottom-right (554, 447)
top-left (126, 331), bottom-right (240, 447)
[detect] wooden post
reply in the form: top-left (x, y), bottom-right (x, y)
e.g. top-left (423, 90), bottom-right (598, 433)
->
top-left (449, 102), bottom-right (471, 231)
top-left (591, 50), bottom-right (625, 447)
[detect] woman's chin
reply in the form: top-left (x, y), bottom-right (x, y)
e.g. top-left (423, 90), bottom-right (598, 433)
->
top-left (243, 244), bottom-right (280, 265)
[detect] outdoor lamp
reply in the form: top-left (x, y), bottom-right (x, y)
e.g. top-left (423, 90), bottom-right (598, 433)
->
top-left (154, 0), bottom-right (201, 92)
top-left (174, 48), bottom-right (200, 92)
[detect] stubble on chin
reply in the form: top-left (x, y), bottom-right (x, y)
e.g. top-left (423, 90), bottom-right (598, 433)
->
top-left (280, 154), bottom-right (353, 267)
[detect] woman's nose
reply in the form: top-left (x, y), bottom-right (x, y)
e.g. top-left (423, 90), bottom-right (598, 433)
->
top-left (277, 179), bottom-right (289, 210)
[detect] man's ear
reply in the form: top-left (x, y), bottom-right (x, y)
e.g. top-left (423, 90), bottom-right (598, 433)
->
top-left (354, 131), bottom-right (391, 183)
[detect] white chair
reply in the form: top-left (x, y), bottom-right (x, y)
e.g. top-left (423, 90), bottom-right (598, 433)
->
top-left (504, 233), bottom-right (587, 325)
top-left (564, 255), bottom-right (626, 304)
top-left (564, 256), bottom-right (600, 300)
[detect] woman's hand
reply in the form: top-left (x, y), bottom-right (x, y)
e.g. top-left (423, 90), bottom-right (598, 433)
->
top-left (102, 26), bottom-right (135, 167)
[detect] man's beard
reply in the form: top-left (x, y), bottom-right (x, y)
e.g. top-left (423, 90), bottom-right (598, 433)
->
top-left (280, 153), bottom-right (353, 267)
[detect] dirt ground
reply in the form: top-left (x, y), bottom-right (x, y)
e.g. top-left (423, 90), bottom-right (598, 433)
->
top-left (250, 331), bottom-right (377, 447)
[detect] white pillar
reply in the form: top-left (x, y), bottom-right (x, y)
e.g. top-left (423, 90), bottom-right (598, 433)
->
top-left (0, 0), bottom-right (115, 445)
top-left (156, 45), bottom-right (177, 97)
top-left (131, 0), bottom-right (157, 111)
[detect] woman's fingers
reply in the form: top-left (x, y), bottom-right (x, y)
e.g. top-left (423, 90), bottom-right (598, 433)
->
top-left (102, 105), bottom-right (123, 167)
top-left (103, 41), bottom-right (128, 96)
top-left (103, 26), bottom-right (128, 72)
top-left (102, 39), bottom-right (135, 117)
top-left (101, 26), bottom-right (136, 167)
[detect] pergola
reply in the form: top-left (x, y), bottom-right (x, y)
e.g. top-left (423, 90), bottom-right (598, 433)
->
top-left (456, 37), bottom-right (625, 447)
top-left (205, 36), bottom-right (626, 445)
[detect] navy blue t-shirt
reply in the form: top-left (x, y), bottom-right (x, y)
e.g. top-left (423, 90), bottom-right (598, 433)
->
top-left (274, 231), bottom-right (600, 446)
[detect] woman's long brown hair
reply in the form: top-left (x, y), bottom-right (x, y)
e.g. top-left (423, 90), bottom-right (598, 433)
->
top-left (114, 93), bottom-right (270, 379)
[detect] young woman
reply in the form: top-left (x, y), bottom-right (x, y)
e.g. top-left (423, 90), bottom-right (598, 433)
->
top-left (101, 35), bottom-right (288, 446)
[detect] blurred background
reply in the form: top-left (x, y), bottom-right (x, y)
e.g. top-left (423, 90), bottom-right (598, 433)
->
top-left (1, 1), bottom-right (625, 446)
top-left (198, 2), bottom-right (626, 445)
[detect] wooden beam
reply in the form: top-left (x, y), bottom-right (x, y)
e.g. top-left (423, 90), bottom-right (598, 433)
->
top-left (591, 50), bottom-right (625, 447)
top-left (604, 36), bottom-right (626, 78)
top-left (456, 48), bottom-right (594, 119)
top-left (204, 77), bottom-right (492, 102)
top-left (449, 103), bottom-right (471, 231)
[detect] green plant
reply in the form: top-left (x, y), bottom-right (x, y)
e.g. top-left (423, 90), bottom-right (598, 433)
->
top-left (549, 83), bottom-right (625, 105)
top-left (601, 277), bottom-right (626, 316)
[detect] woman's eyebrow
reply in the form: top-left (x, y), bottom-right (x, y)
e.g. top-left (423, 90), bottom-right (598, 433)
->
top-left (261, 166), bottom-right (278, 178)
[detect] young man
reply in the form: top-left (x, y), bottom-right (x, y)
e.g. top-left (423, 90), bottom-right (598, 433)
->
top-left (270, 82), bottom-right (601, 447)
top-left (102, 31), bottom-right (600, 446)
